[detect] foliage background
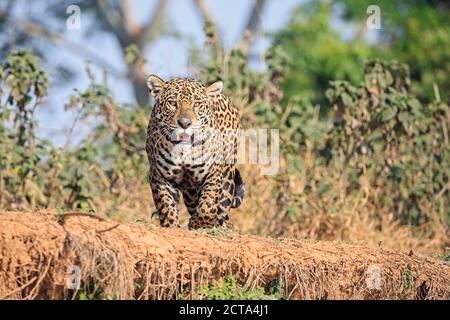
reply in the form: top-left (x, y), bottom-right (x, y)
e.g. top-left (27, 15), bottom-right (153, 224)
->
top-left (0, 0), bottom-right (448, 256)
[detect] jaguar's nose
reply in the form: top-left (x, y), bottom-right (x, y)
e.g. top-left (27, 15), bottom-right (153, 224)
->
top-left (177, 117), bottom-right (192, 129)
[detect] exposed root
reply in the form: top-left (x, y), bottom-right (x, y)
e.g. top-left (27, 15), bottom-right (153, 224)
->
top-left (1, 210), bottom-right (449, 300)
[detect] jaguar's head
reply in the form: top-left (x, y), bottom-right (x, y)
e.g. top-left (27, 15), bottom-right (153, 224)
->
top-left (147, 75), bottom-right (222, 144)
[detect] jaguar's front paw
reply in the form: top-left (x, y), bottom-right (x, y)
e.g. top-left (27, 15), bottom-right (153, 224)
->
top-left (188, 215), bottom-right (215, 229)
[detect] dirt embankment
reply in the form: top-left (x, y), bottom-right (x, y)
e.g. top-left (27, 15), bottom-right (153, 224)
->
top-left (0, 210), bottom-right (449, 300)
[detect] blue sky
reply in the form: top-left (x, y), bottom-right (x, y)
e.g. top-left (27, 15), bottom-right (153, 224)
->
top-left (31, 0), bottom-right (305, 146)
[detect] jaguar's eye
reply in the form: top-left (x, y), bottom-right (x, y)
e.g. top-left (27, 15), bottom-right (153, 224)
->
top-left (166, 100), bottom-right (177, 110)
top-left (193, 102), bottom-right (201, 111)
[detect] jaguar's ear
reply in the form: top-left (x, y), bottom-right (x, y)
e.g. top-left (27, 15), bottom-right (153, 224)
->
top-left (206, 80), bottom-right (223, 97)
top-left (147, 74), bottom-right (166, 97)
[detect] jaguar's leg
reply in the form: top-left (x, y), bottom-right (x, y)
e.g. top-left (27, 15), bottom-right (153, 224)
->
top-left (182, 187), bottom-right (198, 217)
top-left (216, 166), bottom-right (235, 227)
top-left (150, 174), bottom-right (180, 227)
top-left (188, 169), bottom-right (222, 229)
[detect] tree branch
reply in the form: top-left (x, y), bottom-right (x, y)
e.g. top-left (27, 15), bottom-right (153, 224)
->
top-left (97, 0), bottom-right (170, 106)
top-left (138, 0), bottom-right (170, 48)
top-left (192, 0), bottom-right (223, 48)
top-left (237, 0), bottom-right (267, 54)
top-left (11, 19), bottom-right (123, 76)
top-left (120, 0), bottom-right (140, 37)
top-left (96, 0), bottom-right (132, 47)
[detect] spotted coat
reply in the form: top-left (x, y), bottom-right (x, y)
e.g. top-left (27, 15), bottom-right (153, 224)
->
top-left (145, 75), bottom-right (244, 229)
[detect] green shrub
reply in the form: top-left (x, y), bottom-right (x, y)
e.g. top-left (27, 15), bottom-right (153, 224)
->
top-left (197, 276), bottom-right (282, 300)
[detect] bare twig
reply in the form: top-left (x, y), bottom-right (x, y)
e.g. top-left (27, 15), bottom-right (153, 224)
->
top-left (56, 211), bottom-right (108, 222)
top-left (97, 223), bottom-right (121, 234)
top-left (0, 276), bottom-right (38, 299)
top-left (56, 211), bottom-right (121, 234)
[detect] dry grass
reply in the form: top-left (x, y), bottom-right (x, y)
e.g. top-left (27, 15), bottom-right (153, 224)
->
top-left (0, 210), bottom-right (449, 300)
top-left (230, 164), bottom-right (449, 256)
top-left (70, 160), bottom-right (448, 257)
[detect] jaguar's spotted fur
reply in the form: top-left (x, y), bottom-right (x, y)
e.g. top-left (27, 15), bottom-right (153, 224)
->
top-left (145, 75), bottom-right (244, 229)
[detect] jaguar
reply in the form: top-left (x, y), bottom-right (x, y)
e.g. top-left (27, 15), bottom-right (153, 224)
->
top-left (145, 75), bottom-right (244, 229)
